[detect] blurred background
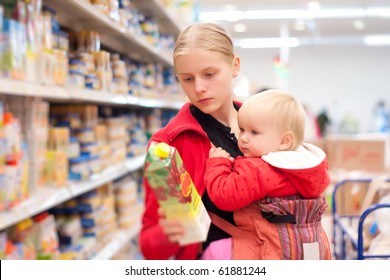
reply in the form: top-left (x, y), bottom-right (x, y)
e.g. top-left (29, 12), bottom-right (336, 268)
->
top-left (197, 0), bottom-right (390, 134)
top-left (0, 0), bottom-right (389, 261)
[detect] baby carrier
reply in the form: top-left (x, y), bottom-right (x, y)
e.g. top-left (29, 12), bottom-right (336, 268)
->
top-left (209, 195), bottom-right (331, 260)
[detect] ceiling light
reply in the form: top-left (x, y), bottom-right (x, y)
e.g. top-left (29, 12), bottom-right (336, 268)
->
top-left (222, 4), bottom-right (237, 12)
top-left (308, 8), bottom-right (365, 18)
top-left (198, 7), bottom-right (390, 21)
top-left (294, 19), bottom-right (306, 31)
top-left (307, 1), bottom-right (321, 10)
top-left (232, 35), bottom-right (390, 48)
top-left (236, 38), bottom-right (300, 49)
top-left (245, 10), bottom-right (302, 20)
top-left (364, 35), bottom-right (390, 46)
top-left (366, 7), bottom-right (390, 18)
top-left (233, 23), bottom-right (247, 33)
top-left (198, 11), bottom-right (244, 22)
top-left (353, 20), bottom-right (365, 30)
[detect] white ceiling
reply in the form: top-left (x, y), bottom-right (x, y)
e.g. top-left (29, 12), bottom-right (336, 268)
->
top-left (197, 0), bottom-right (390, 47)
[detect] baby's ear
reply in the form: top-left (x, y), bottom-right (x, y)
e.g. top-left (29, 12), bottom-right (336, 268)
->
top-left (279, 131), bottom-right (294, 151)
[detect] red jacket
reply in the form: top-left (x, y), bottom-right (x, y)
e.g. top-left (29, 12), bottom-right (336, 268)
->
top-left (205, 143), bottom-right (331, 211)
top-left (140, 103), bottom-right (212, 259)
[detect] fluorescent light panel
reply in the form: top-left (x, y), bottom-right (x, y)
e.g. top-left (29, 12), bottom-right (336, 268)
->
top-left (233, 35), bottom-right (390, 48)
top-left (236, 38), bottom-right (300, 49)
top-left (199, 7), bottom-right (390, 21)
top-left (364, 35), bottom-right (390, 46)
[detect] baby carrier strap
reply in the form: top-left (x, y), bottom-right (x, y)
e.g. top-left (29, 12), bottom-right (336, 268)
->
top-left (209, 205), bottom-right (283, 260)
top-left (258, 195), bottom-right (331, 260)
top-left (208, 211), bottom-right (240, 237)
top-left (258, 195), bottom-right (328, 224)
top-left (261, 211), bottom-right (296, 224)
top-left (208, 196), bottom-right (331, 260)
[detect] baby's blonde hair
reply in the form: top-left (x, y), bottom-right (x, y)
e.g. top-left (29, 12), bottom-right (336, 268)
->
top-left (240, 89), bottom-right (306, 150)
top-left (173, 22), bottom-right (235, 70)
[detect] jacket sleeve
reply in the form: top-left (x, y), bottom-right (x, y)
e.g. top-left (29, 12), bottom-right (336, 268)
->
top-left (205, 157), bottom-right (297, 211)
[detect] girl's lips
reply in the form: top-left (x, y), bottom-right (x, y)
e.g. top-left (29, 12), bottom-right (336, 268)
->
top-left (198, 98), bottom-right (212, 104)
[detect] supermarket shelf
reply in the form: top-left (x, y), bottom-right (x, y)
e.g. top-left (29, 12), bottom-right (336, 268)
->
top-left (0, 155), bottom-right (146, 231)
top-left (0, 79), bottom-right (69, 100)
top-left (69, 154), bottom-right (146, 197)
top-left (68, 88), bottom-right (185, 109)
top-left (135, 96), bottom-right (185, 110)
top-left (67, 88), bottom-right (130, 105)
top-left (133, 0), bottom-right (185, 35)
top-left (0, 79), bottom-right (185, 110)
top-left (0, 187), bottom-right (72, 231)
top-left (42, 0), bottom-right (173, 66)
top-left (92, 218), bottom-right (142, 260)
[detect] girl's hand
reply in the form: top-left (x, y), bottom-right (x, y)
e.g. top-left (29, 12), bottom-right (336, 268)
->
top-left (158, 208), bottom-right (185, 244)
top-left (209, 147), bottom-right (234, 162)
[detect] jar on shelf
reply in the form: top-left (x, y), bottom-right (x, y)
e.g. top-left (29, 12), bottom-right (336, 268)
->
top-left (85, 73), bottom-right (99, 90)
top-left (68, 137), bottom-right (80, 159)
top-left (80, 142), bottom-right (99, 157)
top-left (77, 52), bottom-right (95, 75)
top-left (68, 70), bottom-right (85, 88)
top-left (69, 154), bottom-right (90, 181)
top-left (77, 127), bottom-right (95, 144)
top-left (69, 59), bottom-right (87, 75)
top-left (74, 31), bottom-right (99, 54)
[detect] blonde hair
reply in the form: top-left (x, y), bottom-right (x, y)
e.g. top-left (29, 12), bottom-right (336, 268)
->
top-left (240, 89), bottom-right (306, 150)
top-left (173, 22), bottom-right (235, 70)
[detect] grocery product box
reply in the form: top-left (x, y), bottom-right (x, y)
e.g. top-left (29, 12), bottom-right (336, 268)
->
top-left (144, 141), bottom-right (211, 245)
top-left (325, 133), bottom-right (390, 172)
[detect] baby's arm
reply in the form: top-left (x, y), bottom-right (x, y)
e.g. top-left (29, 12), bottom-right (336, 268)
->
top-left (209, 147), bottom-right (234, 162)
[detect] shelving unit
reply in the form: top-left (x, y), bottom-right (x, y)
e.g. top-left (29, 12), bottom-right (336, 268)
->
top-left (0, 78), bottom-right (185, 109)
top-left (43, 0), bottom-right (174, 66)
top-left (0, 154), bottom-right (145, 231)
top-left (0, 0), bottom-right (187, 260)
top-left (92, 217), bottom-right (142, 260)
top-left (133, 0), bottom-right (186, 35)
top-left (0, 79), bottom-right (69, 100)
top-left (332, 178), bottom-right (390, 260)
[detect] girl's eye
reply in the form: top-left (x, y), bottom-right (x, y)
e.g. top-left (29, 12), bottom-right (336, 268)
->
top-left (251, 130), bottom-right (259, 135)
top-left (181, 77), bottom-right (193, 82)
top-left (205, 72), bottom-right (215, 78)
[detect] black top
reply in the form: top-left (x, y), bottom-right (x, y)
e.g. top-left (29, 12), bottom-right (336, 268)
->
top-left (190, 103), bottom-right (243, 250)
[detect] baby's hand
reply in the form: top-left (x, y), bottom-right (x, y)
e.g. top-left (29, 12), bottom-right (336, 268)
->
top-left (209, 147), bottom-right (234, 161)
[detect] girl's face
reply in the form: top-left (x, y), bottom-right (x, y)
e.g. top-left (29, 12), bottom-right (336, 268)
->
top-left (237, 110), bottom-right (283, 157)
top-left (175, 49), bottom-right (240, 119)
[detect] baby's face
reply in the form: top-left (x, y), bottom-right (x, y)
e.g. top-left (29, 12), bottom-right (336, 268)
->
top-left (237, 110), bottom-right (283, 158)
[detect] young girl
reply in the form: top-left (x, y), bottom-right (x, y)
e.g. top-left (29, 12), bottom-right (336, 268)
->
top-left (204, 89), bottom-right (332, 260)
top-left (140, 22), bottom-right (243, 259)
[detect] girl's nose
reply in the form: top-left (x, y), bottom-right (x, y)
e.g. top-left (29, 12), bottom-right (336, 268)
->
top-left (194, 79), bottom-right (206, 94)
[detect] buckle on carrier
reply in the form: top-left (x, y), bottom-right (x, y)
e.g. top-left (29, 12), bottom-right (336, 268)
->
top-left (261, 211), bottom-right (296, 224)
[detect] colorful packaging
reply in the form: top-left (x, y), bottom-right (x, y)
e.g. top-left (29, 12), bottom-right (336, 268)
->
top-left (144, 141), bottom-right (211, 245)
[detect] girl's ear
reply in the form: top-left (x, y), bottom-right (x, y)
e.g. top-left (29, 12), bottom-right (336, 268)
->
top-left (279, 131), bottom-right (294, 151)
top-left (232, 56), bottom-right (240, 78)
